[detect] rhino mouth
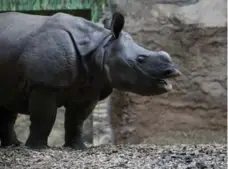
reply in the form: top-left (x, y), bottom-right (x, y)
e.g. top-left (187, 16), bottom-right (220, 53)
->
top-left (156, 68), bottom-right (181, 91)
top-left (157, 79), bottom-right (173, 91)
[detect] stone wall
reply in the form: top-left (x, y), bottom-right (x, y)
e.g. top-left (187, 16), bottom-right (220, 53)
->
top-left (109, 0), bottom-right (227, 144)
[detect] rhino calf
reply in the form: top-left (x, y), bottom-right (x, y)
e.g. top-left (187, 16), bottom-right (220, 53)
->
top-left (0, 12), bottom-right (180, 149)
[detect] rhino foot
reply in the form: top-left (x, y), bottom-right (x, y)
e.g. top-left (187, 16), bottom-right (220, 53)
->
top-left (25, 134), bottom-right (48, 149)
top-left (0, 136), bottom-right (21, 147)
top-left (0, 128), bottom-right (21, 147)
top-left (0, 108), bottom-right (21, 147)
top-left (64, 138), bottom-right (87, 150)
top-left (25, 140), bottom-right (49, 150)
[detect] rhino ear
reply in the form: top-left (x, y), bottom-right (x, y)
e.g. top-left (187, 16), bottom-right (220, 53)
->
top-left (110, 12), bottom-right (125, 39)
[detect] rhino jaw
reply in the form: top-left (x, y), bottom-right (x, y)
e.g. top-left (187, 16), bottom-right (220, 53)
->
top-left (163, 81), bottom-right (173, 91)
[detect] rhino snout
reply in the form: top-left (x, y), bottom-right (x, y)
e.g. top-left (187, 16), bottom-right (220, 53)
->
top-left (163, 68), bottom-right (181, 78)
top-left (156, 51), bottom-right (181, 78)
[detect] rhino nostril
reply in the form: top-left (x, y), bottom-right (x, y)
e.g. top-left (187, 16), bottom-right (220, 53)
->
top-left (164, 69), bottom-right (174, 76)
top-left (163, 68), bottom-right (181, 77)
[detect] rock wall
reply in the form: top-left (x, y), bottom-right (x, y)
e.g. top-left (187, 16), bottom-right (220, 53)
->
top-left (109, 0), bottom-right (227, 144)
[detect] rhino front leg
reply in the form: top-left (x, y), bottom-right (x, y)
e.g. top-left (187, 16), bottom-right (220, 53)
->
top-left (25, 87), bottom-right (57, 149)
top-left (64, 101), bottom-right (97, 150)
top-left (0, 107), bottom-right (21, 147)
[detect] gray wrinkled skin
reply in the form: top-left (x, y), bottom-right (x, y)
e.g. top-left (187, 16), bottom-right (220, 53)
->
top-left (0, 12), bottom-right (180, 149)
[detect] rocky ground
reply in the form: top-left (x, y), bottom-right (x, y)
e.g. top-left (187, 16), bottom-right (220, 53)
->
top-left (0, 144), bottom-right (226, 169)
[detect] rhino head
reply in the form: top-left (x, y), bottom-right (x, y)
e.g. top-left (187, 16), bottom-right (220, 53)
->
top-left (102, 12), bottom-right (181, 96)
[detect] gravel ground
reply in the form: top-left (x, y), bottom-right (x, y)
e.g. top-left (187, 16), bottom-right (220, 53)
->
top-left (0, 144), bottom-right (226, 169)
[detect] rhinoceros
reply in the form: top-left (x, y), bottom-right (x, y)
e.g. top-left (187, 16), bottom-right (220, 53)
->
top-left (0, 11), bottom-right (181, 149)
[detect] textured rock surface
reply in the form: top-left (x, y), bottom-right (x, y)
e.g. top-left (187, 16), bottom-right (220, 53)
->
top-left (109, 0), bottom-right (227, 144)
top-left (0, 144), bottom-right (226, 169)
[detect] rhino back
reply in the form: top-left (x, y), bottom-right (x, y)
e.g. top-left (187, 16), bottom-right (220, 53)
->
top-left (0, 12), bottom-right (47, 62)
top-left (18, 13), bottom-right (111, 88)
top-left (42, 12), bottom-right (111, 57)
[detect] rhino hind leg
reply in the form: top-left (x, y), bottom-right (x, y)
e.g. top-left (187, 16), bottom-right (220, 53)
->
top-left (25, 87), bottom-right (57, 149)
top-left (64, 101), bottom-right (97, 150)
top-left (0, 107), bottom-right (21, 147)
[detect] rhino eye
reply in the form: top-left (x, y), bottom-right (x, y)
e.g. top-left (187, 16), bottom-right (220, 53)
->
top-left (136, 55), bottom-right (147, 64)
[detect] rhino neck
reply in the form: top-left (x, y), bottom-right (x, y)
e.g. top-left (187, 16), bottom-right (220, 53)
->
top-left (81, 34), bottom-right (114, 86)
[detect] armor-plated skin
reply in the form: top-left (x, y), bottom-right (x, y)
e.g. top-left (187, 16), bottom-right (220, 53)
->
top-left (0, 12), bottom-right (181, 149)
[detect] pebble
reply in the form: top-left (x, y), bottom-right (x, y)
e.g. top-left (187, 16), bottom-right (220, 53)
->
top-left (0, 144), bottom-right (226, 169)
top-left (184, 155), bottom-right (193, 163)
